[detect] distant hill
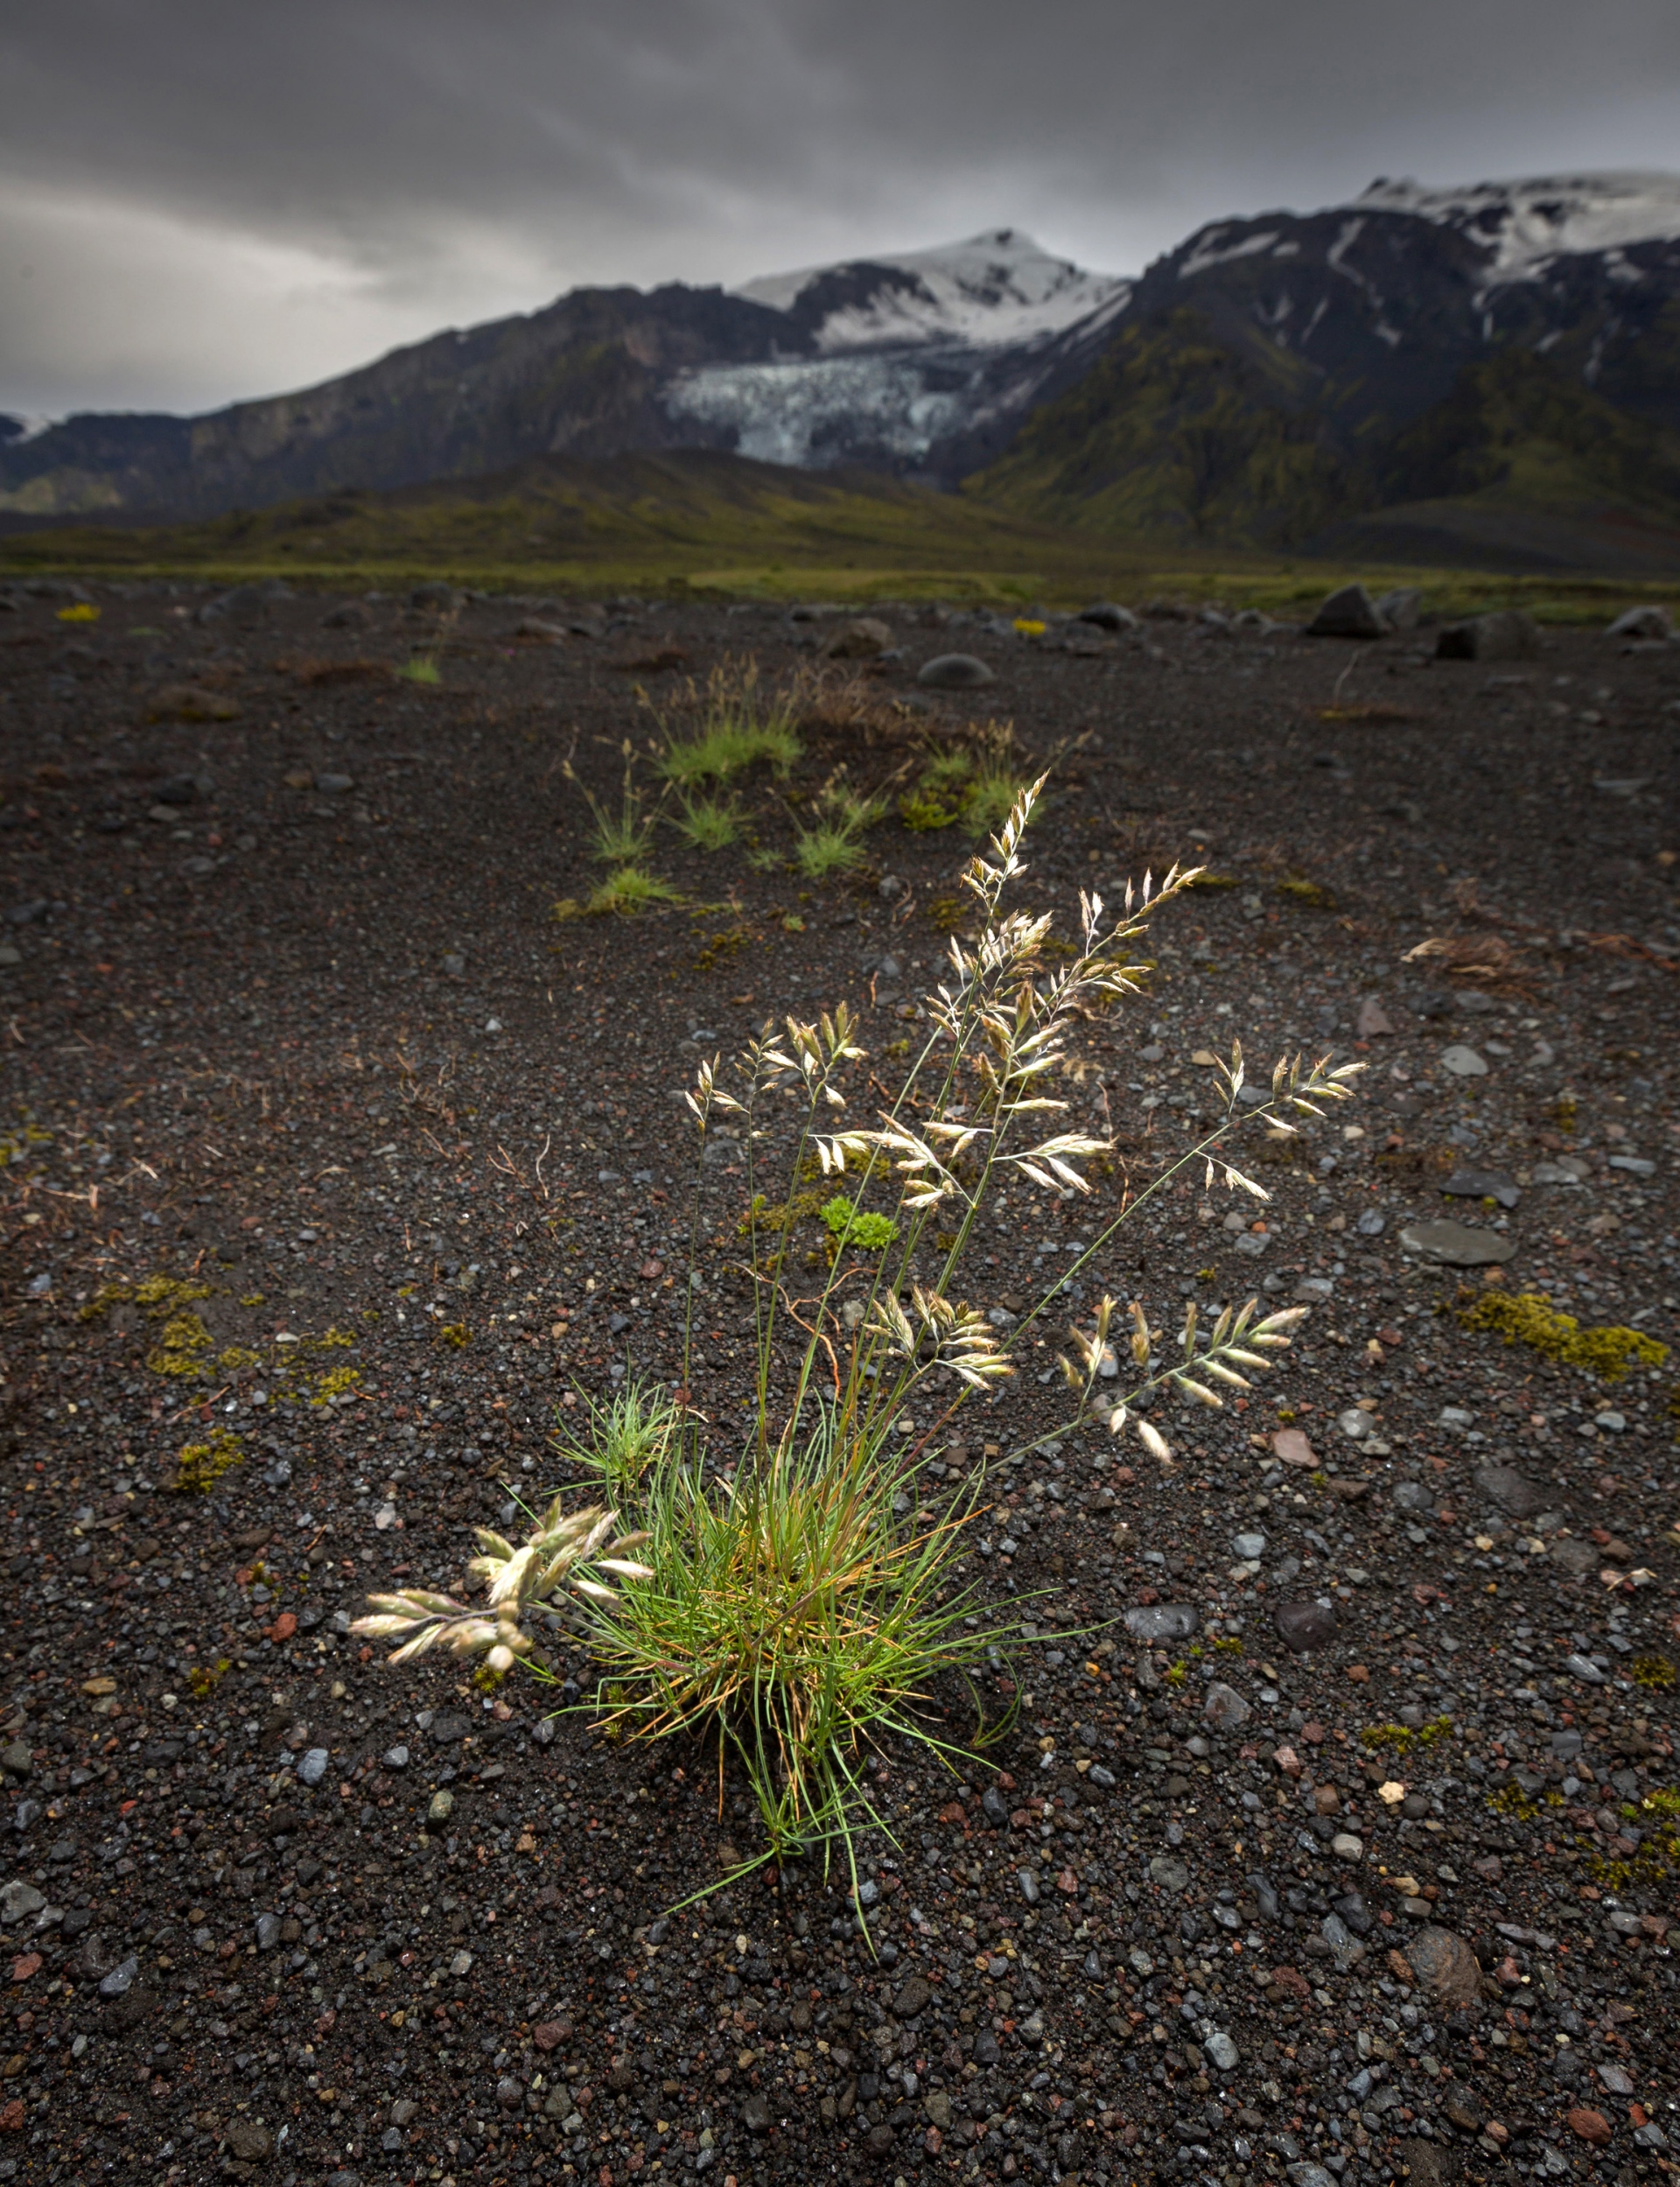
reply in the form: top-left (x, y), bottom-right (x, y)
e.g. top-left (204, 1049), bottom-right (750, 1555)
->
top-left (8, 177), bottom-right (1680, 568)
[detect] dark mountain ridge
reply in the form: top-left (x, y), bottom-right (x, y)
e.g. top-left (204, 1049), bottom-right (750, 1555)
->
top-left (7, 178), bottom-right (1680, 564)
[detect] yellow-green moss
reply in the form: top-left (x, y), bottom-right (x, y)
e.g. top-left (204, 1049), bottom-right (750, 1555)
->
top-left (438, 1321), bottom-right (469, 1349)
top-left (218, 1345), bottom-right (262, 1372)
top-left (1276, 877), bottom-right (1336, 910)
top-left (170, 1427), bottom-right (242, 1493)
top-left (1459, 1289), bottom-right (1670, 1380)
top-left (147, 1312), bottom-right (214, 1377)
top-left (1362, 1714), bottom-right (1453, 1756)
top-left (311, 1365), bottom-right (361, 1405)
top-left (1632, 1654), bottom-right (1676, 1692)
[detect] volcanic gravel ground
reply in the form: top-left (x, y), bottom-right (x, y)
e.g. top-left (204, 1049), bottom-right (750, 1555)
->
top-left (0, 578), bottom-right (1677, 2187)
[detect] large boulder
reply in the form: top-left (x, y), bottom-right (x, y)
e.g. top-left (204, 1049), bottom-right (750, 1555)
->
top-left (1607, 604), bottom-right (1671, 640)
top-left (1434, 610), bottom-right (1540, 661)
top-left (1078, 600), bottom-right (1138, 634)
top-left (917, 653), bottom-right (995, 689)
top-left (820, 616), bottom-right (892, 660)
top-left (1306, 583), bottom-right (1387, 639)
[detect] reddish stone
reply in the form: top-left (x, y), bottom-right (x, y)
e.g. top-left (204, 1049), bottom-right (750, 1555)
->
top-left (267, 1611), bottom-right (298, 1643)
top-left (8, 1954), bottom-right (39, 1984)
top-left (0, 2102), bottom-right (20, 2134)
top-left (1567, 2108), bottom-right (1613, 2146)
top-left (533, 2021), bottom-right (568, 2052)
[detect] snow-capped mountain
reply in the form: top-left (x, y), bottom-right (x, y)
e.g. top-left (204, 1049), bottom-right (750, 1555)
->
top-left (734, 228), bottom-right (1129, 351)
top-left (660, 231), bottom-right (1130, 470)
top-left (1354, 172), bottom-right (1680, 283)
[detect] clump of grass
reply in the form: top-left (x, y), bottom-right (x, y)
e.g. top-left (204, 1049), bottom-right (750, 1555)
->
top-left (556, 1381), bottom-right (682, 1504)
top-left (669, 789), bottom-right (745, 852)
top-left (792, 776), bottom-right (887, 878)
top-left (586, 1413), bottom-right (1016, 1876)
top-left (357, 780), bottom-right (1361, 1898)
top-left (900, 728), bottom-right (1026, 840)
top-left (1459, 1290), bottom-right (1669, 1380)
top-left (821, 1194), bottom-right (898, 1251)
top-left (555, 866), bottom-right (683, 918)
top-left (651, 659), bottom-right (802, 785)
top-left (399, 655), bottom-right (441, 685)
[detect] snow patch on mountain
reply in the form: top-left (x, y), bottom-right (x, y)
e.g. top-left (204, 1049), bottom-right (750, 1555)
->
top-left (1355, 172), bottom-right (1680, 278)
top-left (736, 228), bottom-right (1129, 352)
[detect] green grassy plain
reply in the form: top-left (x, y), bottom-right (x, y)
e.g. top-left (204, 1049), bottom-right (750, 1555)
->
top-left (3, 446), bottom-right (1678, 624)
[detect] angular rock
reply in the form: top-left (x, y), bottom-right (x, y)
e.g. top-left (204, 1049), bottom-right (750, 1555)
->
top-left (1203, 1681), bottom-right (1252, 1731)
top-left (892, 1975), bottom-right (932, 2020)
top-left (1474, 1462), bottom-right (1544, 1518)
top-left (1398, 1924), bottom-right (1481, 2007)
top-left (1439, 1044), bottom-right (1488, 1077)
top-left (1274, 1601), bottom-right (1339, 1653)
top-left (1355, 996), bottom-right (1395, 1036)
top-left (820, 616), bottom-right (893, 660)
top-left (1124, 1603), bottom-right (1198, 1644)
top-left (1549, 1538), bottom-right (1599, 1575)
top-left (227, 2120), bottom-right (274, 2161)
top-left (1434, 610), bottom-right (1541, 662)
top-left (740, 2093), bottom-right (773, 2134)
top-left (1306, 584), bottom-right (1386, 640)
top-left (0, 1882), bottom-right (44, 1924)
top-left (1398, 1218), bottom-right (1516, 1266)
top-left (99, 1955), bottom-right (138, 1998)
top-left (1148, 1854), bottom-right (1189, 1894)
top-left (1271, 1427), bottom-right (1318, 1469)
top-left (1442, 1168), bottom-right (1519, 1207)
top-left (297, 1747), bottom-right (329, 1786)
top-left (1203, 2029), bottom-right (1240, 2072)
top-left (916, 653), bottom-right (995, 689)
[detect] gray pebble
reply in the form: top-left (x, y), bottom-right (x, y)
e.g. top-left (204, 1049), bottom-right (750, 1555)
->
top-left (297, 1747), bottom-right (330, 1786)
top-left (1018, 1868), bottom-right (1041, 1906)
top-left (382, 1745), bottom-right (410, 1770)
top-left (99, 1956), bottom-right (137, 1997)
top-left (255, 1912), bottom-right (282, 1951)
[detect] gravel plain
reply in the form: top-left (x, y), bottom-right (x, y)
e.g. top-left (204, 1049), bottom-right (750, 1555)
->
top-left (0, 579), bottom-right (1676, 2187)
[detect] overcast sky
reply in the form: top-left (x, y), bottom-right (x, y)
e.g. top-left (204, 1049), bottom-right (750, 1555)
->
top-left (4, 0), bottom-right (1680, 419)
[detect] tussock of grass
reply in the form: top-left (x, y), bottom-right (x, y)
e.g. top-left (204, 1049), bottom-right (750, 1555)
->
top-left (554, 866), bottom-right (682, 919)
top-left (669, 789), bottom-right (744, 852)
top-left (652, 660), bottom-right (802, 785)
top-left (579, 1405), bottom-right (1016, 1875)
top-left (398, 655), bottom-right (441, 685)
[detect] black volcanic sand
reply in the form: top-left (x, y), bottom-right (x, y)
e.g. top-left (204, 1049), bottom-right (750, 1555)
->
top-left (0, 580), bottom-right (1676, 2187)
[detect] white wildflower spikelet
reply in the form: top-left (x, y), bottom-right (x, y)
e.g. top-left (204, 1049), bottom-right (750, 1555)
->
top-left (351, 1495), bottom-right (652, 1669)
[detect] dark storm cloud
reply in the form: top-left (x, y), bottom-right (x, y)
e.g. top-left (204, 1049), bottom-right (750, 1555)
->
top-left (4, 0), bottom-right (1680, 414)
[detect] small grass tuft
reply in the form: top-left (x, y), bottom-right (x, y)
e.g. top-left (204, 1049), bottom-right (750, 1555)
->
top-left (399, 655), bottom-right (441, 685)
top-left (669, 789), bottom-right (745, 852)
top-left (555, 866), bottom-right (683, 919)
